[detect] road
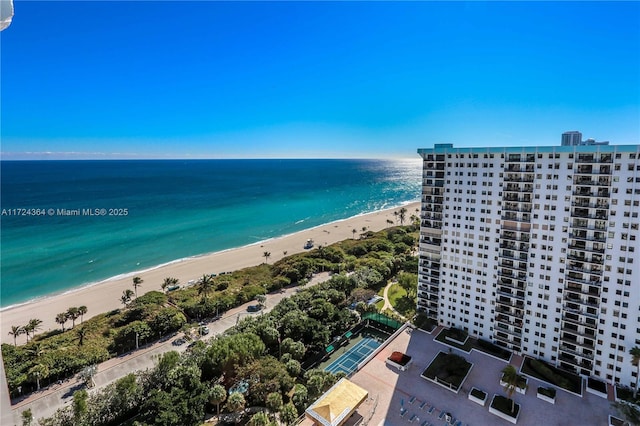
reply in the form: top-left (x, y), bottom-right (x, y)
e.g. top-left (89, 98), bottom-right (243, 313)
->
top-left (9, 273), bottom-right (331, 424)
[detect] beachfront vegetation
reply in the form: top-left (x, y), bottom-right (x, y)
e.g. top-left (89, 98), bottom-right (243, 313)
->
top-left (3, 225), bottom-right (418, 417)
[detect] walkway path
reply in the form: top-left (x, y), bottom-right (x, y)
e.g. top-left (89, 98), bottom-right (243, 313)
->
top-left (10, 272), bottom-right (332, 424)
top-left (381, 280), bottom-right (407, 321)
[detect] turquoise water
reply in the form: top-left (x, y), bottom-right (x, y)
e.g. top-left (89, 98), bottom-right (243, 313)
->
top-left (0, 159), bottom-right (421, 308)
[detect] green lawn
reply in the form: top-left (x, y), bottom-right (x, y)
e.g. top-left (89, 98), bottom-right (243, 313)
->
top-left (387, 283), bottom-right (416, 318)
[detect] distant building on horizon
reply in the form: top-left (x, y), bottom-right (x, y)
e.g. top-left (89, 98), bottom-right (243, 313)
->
top-left (562, 130), bottom-right (609, 146)
top-left (417, 134), bottom-right (639, 389)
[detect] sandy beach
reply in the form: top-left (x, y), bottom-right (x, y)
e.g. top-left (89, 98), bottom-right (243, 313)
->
top-left (1, 202), bottom-right (420, 344)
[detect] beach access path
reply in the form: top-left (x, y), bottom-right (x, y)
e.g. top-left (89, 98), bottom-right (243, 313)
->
top-left (9, 272), bottom-right (332, 423)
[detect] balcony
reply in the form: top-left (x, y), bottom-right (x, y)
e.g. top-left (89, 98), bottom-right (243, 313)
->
top-left (502, 203), bottom-right (533, 213)
top-left (506, 164), bottom-right (535, 172)
top-left (561, 325), bottom-right (597, 339)
top-left (504, 174), bottom-right (535, 183)
top-left (498, 269), bottom-right (528, 282)
top-left (497, 289), bottom-right (526, 301)
top-left (506, 154), bottom-right (536, 163)
top-left (496, 297), bottom-right (524, 309)
top-left (562, 314), bottom-right (598, 330)
top-left (499, 260), bottom-right (527, 272)
top-left (567, 253), bottom-right (604, 264)
top-left (568, 241), bottom-right (605, 254)
top-left (575, 155), bottom-right (612, 164)
top-left (564, 294), bottom-right (599, 308)
top-left (501, 212), bottom-right (532, 223)
top-left (559, 344), bottom-right (594, 360)
top-left (499, 278), bottom-right (526, 291)
top-left (504, 183), bottom-right (534, 193)
top-left (500, 250), bottom-right (528, 262)
top-left (496, 306), bottom-right (524, 319)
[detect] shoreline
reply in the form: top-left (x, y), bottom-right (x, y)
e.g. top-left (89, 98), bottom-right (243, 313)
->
top-left (1, 201), bottom-right (420, 344)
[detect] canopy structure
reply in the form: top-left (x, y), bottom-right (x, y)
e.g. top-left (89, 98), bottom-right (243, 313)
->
top-left (305, 378), bottom-right (368, 426)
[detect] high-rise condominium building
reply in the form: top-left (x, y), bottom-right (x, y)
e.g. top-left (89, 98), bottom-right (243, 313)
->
top-left (417, 134), bottom-right (640, 389)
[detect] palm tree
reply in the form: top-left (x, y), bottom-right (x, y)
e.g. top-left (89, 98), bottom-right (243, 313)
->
top-left (66, 306), bottom-right (80, 328)
top-left (501, 365), bottom-right (519, 413)
top-left (283, 250), bottom-right (288, 256)
top-left (209, 384), bottom-right (227, 416)
top-left (386, 219), bottom-right (394, 227)
top-left (55, 313), bottom-right (68, 332)
top-left (73, 325), bottom-right (88, 346)
top-left (198, 274), bottom-right (215, 300)
top-left (630, 346), bottom-right (640, 398)
top-left (352, 228), bottom-right (357, 239)
top-left (132, 276), bottom-right (143, 299)
top-left (263, 251), bottom-right (271, 264)
top-left (8, 325), bottom-right (24, 346)
top-left (78, 305), bottom-right (88, 323)
top-left (121, 289), bottom-right (134, 309)
top-left (28, 363), bottom-right (49, 391)
top-left (398, 207), bottom-right (407, 225)
top-left (25, 318), bottom-right (43, 341)
top-left (161, 277), bottom-right (178, 293)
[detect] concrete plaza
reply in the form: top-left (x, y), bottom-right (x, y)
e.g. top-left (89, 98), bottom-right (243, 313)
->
top-left (347, 326), bottom-right (615, 426)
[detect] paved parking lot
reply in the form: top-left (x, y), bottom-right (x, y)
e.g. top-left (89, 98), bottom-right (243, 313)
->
top-left (348, 326), bottom-right (614, 426)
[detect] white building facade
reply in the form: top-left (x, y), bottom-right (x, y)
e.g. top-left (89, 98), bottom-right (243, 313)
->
top-left (417, 138), bottom-right (640, 388)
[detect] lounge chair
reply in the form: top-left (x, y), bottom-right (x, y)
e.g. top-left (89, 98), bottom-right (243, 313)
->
top-left (419, 401), bottom-right (427, 409)
top-left (427, 406), bottom-right (435, 414)
top-left (400, 408), bottom-right (408, 417)
top-left (409, 396), bottom-right (416, 404)
top-left (409, 414), bottom-right (417, 422)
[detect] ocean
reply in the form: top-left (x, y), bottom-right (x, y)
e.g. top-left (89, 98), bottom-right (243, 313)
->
top-left (0, 159), bottom-right (421, 308)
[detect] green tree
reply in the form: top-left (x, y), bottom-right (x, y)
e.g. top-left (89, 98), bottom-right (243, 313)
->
top-left (265, 392), bottom-right (283, 416)
top-left (162, 277), bottom-right (179, 293)
top-left (398, 207), bottom-right (407, 225)
top-left (198, 274), bottom-right (215, 300)
top-left (501, 365), bottom-right (519, 413)
top-left (281, 337), bottom-right (306, 360)
top-left (78, 364), bottom-right (97, 388)
top-left (76, 325), bottom-right (88, 346)
top-left (263, 251), bottom-right (271, 264)
top-left (630, 346), bottom-right (640, 398)
top-left (285, 359), bottom-right (301, 377)
top-left (226, 392), bottom-right (246, 423)
top-left (21, 408), bottom-right (33, 426)
top-left (55, 313), bottom-right (68, 332)
top-left (77, 305), bottom-right (88, 323)
top-left (210, 384), bottom-right (227, 415)
top-left (120, 289), bottom-right (134, 308)
top-left (247, 411), bottom-right (270, 426)
top-left (72, 389), bottom-right (88, 424)
top-left (291, 384), bottom-right (308, 412)
top-left (132, 276), bottom-right (143, 299)
top-left (279, 402), bottom-right (298, 425)
top-left (352, 228), bottom-right (357, 239)
top-left (66, 307), bottom-right (80, 328)
top-left (255, 294), bottom-right (267, 309)
top-left (8, 325), bottom-right (25, 346)
top-left (28, 363), bottom-right (49, 391)
top-left (25, 318), bottom-right (43, 341)
top-left (397, 272), bottom-right (418, 300)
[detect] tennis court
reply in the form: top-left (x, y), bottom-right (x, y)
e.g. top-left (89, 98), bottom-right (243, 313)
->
top-left (324, 337), bottom-right (381, 376)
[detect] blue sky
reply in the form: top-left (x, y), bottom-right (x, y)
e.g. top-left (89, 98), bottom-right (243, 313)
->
top-left (1, 1), bottom-right (639, 159)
